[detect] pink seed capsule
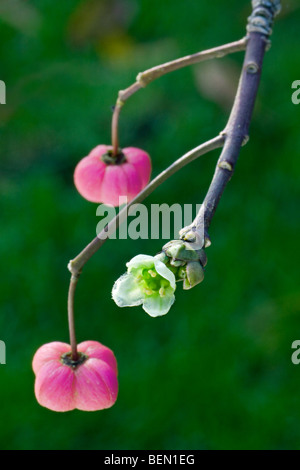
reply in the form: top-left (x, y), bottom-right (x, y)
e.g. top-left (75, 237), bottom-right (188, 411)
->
top-left (74, 145), bottom-right (151, 206)
top-left (32, 341), bottom-right (118, 412)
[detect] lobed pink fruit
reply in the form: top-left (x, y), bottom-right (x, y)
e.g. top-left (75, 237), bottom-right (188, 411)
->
top-left (33, 340), bottom-right (118, 412)
top-left (74, 145), bottom-right (151, 206)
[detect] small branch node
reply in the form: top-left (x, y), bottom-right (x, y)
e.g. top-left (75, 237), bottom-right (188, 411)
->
top-left (218, 161), bottom-right (233, 171)
top-left (242, 135), bottom-right (250, 146)
top-left (136, 72), bottom-right (149, 88)
top-left (246, 61), bottom-right (260, 74)
top-left (67, 261), bottom-right (73, 273)
top-left (67, 260), bottom-right (82, 279)
top-left (116, 95), bottom-right (125, 107)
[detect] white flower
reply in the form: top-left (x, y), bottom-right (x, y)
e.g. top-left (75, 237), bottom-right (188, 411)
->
top-left (112, 254), bottom-right (176, 317)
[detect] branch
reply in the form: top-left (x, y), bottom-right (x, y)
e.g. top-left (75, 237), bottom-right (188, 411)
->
top-left (111, 37), bottom-right (248, 155)
top-left (180, 0), bottom-right (281, 246)
top-left (66, 0), bottom-right (282, 346)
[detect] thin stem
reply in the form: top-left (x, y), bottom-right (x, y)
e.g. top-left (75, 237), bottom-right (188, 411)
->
top-left (112, 82), bottom-right (142, 155)
top-left (111, 37), bottom-right (247, 155)
top-left (137, 37), bottom-right (248, 86)
top-left (111, 104), bottom-right (122, 156)
top-left (68, 135), bottom-right (224, 276)
top-left (68, 275), bottom-right (79, 360)
top-left (111, 103), bottom-right (121, 156)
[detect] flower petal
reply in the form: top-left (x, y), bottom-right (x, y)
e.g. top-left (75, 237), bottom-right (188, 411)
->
top-left (74, 358), bottom-right (118, 411)
top-left (74, 155), bottom-right (106, 203)
top-left (112, 273), bottom-right (144, 307)
top-left (32, 342), bottom-right (71, 375)
top-left (88, 145), bottom-right (112, 159)
top-left (34, 361), bottom-right (76, 412)
top-left (126, 254), bottom-right (155, 270)
top-left (78, 341), bottom-right (118, 374)
top-left (123, 147), bottom-right (151, 187)
top-left (100, 165), bottom-right (129, 206)
top-left (121, 162), bottom-right (144, 200)
top-left (142, 293), bottom-right (175, 317)
top-left (153, 259), bottom-right (176, 289)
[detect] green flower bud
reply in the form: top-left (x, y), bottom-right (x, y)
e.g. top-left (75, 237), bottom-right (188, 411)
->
top-left (162, 240), bottom-right (199, 262)
top-left (183, 261), bottom-right (205, 290)
top-left (170, 259), bottom-right (185, 267)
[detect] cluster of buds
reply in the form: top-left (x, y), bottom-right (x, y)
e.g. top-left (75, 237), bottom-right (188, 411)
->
top-left (158, 233), bottom-right (207, 291)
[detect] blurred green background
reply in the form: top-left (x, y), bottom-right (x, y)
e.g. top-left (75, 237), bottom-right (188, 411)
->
top-left (0, 0), bottom-right (300, 450)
